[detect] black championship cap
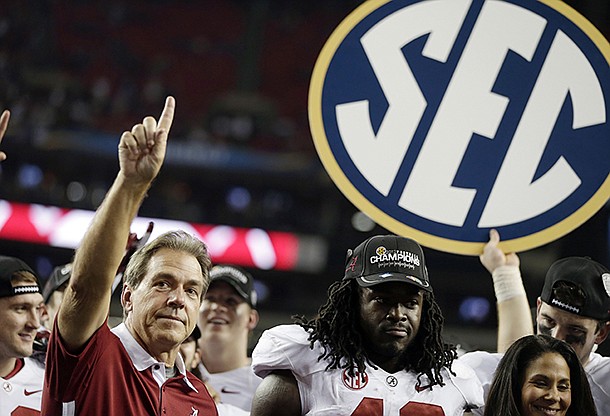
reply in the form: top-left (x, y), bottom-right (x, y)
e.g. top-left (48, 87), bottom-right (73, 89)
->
top-left (0, 256), bottom-right (41, 298)
top-left (540, 257), bottom-right (610, 321)
top-left (343, 235), bottom-right (432, 292)
top-left (209, 265), bottom-right (257, 308)
top-left (42, 263), bottom-right (72, 303)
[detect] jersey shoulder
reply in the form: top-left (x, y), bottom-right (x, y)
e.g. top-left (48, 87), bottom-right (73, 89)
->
top-left (445, 360), bottom-right (484, 409)
top-left (252, 324), bottom-right (327, 378)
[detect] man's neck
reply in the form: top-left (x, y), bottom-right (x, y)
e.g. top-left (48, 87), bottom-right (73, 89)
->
top-left (202, 342), bottom-right (249, 373)
top-left (126, 321), bottom-right (178, 367)
top-left (0, 357), bottom-right (19, 378)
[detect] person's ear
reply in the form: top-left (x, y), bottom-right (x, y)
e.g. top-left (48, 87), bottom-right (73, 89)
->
top-left (594, 321), bottom-right (610, 345)
top-left (192, 348), bottom-right (202, 371)
top-left (535, 297), bottom-right (542, 315)
top-left (121, 284), bottom-right (133, 312)
top-left (39, 303), bottom-right (50, 326)
top-left (247, 309), bottom-right (259, 331)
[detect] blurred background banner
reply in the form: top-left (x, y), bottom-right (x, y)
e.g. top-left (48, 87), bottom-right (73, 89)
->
top-left (0, 199), bottom-right (327, 272)
top-left (309, 0), bottom-right (610, 255)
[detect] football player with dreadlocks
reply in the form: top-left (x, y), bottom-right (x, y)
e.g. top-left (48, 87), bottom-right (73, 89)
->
top-left (250, 235), bottom-right (483, 416)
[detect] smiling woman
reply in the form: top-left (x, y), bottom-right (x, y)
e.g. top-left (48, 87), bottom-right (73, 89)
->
top-left (483, 334), bottom-right (597, 416)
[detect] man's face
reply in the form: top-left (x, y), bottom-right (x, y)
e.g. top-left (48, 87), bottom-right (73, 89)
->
top-left (0, 289), bottom-right (44, 361)
top-left (123, 248), bottom-right (204, 355)
top-left (536, 299), bottom-right (607, 365)
top-left (357, 282), bottom-right (423, 371)
top-left (199, 281), bottom-right (254, 347)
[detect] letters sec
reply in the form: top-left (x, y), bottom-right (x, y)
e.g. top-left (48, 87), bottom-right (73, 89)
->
top-left (309, 0), bottom-right (610, 254)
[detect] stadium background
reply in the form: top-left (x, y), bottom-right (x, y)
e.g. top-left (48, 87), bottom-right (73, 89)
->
top-left (0, 0), bottom-right (608, 353)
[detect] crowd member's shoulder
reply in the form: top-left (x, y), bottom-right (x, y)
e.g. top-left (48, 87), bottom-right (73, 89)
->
top-left (252, 324), bottom-right (323, 379)
top-left (445, 359), bottom-right (484, 404)
top-left (458, 350), bottom-right (503, 369)
top-left (259, 324), bottom-right (310, 346)
top-left (585, 351), bottom-right (610, 374)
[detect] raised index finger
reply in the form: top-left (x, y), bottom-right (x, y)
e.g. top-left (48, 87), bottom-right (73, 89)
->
top-left (0, 110), bottom-right (10, 141)
top-left (157, 96), bottom-right (175, 133)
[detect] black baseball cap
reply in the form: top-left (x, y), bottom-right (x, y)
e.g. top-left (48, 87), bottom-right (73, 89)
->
top-left (0, 256), bottom-right (41, 298)
top-left (188, 324), bottom-right (201, 342)
top-left (209, 265), bottom-right (257, 308)
top-left (343, 235), bottom-right (432, 292)
top-left (540, 257), bottom-right (610, 321)
top-left (42, 263), bottom-right (72, 303)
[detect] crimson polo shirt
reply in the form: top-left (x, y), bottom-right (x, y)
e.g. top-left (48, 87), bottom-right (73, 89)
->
top-left (42, 320), bottom-right (218, 415)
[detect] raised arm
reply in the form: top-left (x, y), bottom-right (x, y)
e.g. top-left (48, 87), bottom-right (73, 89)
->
top-left (57, 97), bottom-right (175, 351)
top-left (480, 229), bottom-right (534, 352)
top-left (251, 370), bottom-right (302, 416)
top-left (0, 110), bottom-right (10, 161)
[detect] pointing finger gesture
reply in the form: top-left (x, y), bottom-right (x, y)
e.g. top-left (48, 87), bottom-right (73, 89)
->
top-left (118, 96), bottom-right (175, 183)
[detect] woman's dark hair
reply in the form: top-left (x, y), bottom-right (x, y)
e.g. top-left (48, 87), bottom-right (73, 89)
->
top-left (483, 334), bottom-right (597, 416)
top-left (294, 279), bottom-right (456, 389)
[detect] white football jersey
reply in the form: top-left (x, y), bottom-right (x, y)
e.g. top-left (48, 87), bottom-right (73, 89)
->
top-left (198, 362), bottom-right (261, 411)
top-left (460, 350), bottom-right (610, 415)
top-left (252, 325), bottom-right (483, 416)
top-left (0, 357), bottom-right (44, 415)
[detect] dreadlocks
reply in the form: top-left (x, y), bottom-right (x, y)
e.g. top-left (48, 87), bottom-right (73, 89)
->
top-left (294, 279), bottom-right (457, 389)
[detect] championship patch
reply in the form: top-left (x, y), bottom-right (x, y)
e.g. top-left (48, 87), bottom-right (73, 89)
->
top-left (309, 0), bottom-right (610, 255)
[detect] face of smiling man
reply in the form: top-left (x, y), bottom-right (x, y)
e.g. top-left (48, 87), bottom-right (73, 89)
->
top-left (0, 288), bottom-right (44, 372)
top-left (199, 281), bottom-right (255, 346)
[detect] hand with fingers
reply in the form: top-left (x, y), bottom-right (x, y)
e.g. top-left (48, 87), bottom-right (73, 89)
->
top-left (118, 96), bottom-right (175, 183)
top-left (0, 110), bottom-right (10, 162)
top-left (479, 229), bottom-right (519, 274)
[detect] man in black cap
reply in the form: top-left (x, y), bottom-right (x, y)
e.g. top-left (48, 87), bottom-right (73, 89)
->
top-left (0, 255), bottom-right (45, 414)
top-left (41, 263), bottom-right (72, 330)
top-left (198, 264), bottom-right (261, 412)
top-left (461, 229), bottom-right (610, 415)
top-left (250, 235), bottom-right (483, 415)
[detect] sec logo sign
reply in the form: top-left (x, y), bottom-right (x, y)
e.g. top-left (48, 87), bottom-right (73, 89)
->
top-left (309, 0), bottom-right (610, 255)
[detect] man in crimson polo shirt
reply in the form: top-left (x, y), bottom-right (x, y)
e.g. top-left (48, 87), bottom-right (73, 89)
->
top-left (41, 97), bottom-right (218, 415)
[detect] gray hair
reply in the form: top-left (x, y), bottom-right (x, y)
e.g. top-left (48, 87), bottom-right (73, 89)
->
top-left (123, 230), bottom-right (212, 296)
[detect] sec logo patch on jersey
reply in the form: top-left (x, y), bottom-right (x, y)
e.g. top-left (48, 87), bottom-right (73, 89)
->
top-left (309, 0), bottom-right (610, 255)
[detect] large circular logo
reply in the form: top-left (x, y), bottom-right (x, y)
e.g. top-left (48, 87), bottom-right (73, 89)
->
top-left (309, 0), bottom-right (610, 255)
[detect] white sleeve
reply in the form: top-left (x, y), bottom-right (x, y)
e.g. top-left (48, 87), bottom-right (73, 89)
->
top-left (251, 324), bottom-right (326, 379)
top-left (447, 360), bottom-right (485, 411)
top-left (458, 351), bottom-right (503, 416)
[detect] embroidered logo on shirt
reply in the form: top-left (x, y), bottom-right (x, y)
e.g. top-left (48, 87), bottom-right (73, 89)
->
top-left (385, 375), bottom-right (398, 387)
top-left (23, 389), bottom-right (43, 396)
top-left (220, 387), bottom-right (240, 394)
top-left (342, 368), bottom-right (368, 390)
top-left (415, 384), bottom-right (432, 393)
top-left (189, 406), bottom-right (198, 416)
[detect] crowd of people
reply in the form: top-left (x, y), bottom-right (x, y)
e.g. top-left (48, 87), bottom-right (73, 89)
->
top-left (0, 98), bottom-right (608, 415)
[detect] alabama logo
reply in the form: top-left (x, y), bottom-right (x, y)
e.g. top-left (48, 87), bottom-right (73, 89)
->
top-left (309, 0), bottom-right (610, 254)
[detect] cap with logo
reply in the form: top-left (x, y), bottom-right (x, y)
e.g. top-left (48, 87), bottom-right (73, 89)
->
top-left (0, 256), bottom-right (41, 298)
top-left (209, 265), bottom-right (257, 308)
top-left (343, 235), bottom-right (432, 292)
top-left (42, 263), bottom-right (73, 303)
top-left (540, 257), bottom-right (610, 321)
